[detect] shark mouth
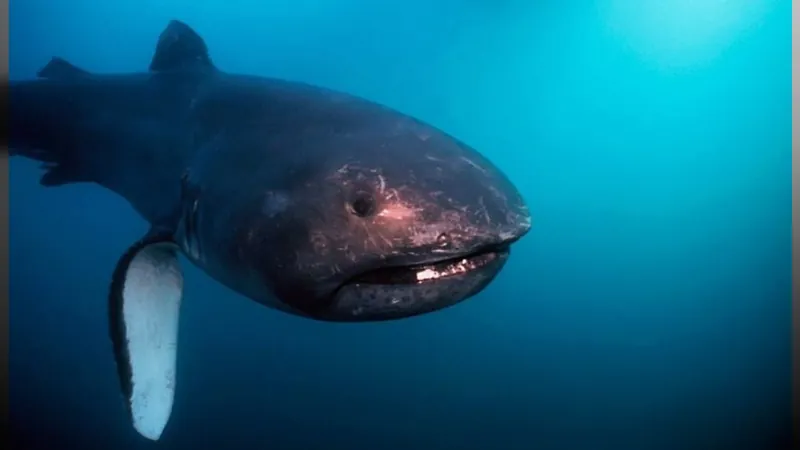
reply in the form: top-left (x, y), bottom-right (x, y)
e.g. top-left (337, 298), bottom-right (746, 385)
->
top-left (349, 246), bottom-right (509, 286)
top-left (322, 245), bottom-right (513, 322)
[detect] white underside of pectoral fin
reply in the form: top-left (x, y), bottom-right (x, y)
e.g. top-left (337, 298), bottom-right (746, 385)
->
top-left (109, 236), bottom-right (183, 441)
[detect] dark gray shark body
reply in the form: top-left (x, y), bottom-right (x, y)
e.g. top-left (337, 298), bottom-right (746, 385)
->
top-left (9, 21), bottom-right (531, 441)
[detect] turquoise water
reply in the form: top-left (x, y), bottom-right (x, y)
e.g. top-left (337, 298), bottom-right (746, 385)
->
top-left (9, 1), bottom-right (792, 449)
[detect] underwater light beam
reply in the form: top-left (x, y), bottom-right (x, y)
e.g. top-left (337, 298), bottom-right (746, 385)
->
top-left (601, 0), bottom-right (774, 69)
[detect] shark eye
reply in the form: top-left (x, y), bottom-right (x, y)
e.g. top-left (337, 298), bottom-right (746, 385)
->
top-left (349, 191), bottom-right (376, 218)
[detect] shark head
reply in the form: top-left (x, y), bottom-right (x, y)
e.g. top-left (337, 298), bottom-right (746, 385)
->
top-left (200, 108), bottom-right (532, 322)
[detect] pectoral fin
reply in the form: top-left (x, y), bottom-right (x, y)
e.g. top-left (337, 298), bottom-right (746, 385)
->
top-left (108, 232), bottom-right (183, 441)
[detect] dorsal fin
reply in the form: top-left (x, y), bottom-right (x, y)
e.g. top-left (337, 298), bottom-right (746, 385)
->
top-left (149, 20), bottom-right (214, 72)
top-left (37, 57), bottom-right (90, 79)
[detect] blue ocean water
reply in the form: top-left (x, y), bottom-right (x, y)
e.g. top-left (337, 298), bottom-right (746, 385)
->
top-left (8, 1), bottom-right (792, 449)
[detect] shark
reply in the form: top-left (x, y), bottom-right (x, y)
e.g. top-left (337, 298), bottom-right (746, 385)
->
top-left (7, 20), bottom-right (532, 440)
